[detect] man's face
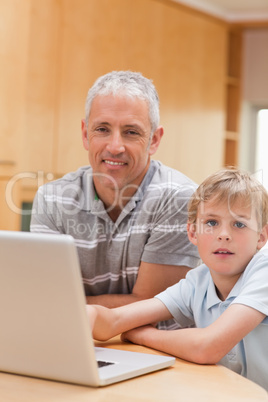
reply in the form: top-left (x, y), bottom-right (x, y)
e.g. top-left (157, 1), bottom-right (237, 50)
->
top-left (81, 94), bottom-right (162, 200)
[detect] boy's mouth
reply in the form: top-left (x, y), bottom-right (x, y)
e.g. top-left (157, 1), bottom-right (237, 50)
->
top-left (214, 249), bottom-right (234, 255)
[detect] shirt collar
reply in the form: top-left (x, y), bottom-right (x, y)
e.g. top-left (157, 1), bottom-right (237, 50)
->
top-left (206, 270), bottom-right (243, 309)
top-left (80, 161), bottom-right (158, 213)
top-left (81, 167), bottom-right (96, 211)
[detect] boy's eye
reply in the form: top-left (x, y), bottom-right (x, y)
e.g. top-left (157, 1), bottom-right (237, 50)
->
top-left (206, 220), bottom-right (218, 227)
top-left (234, 221), bottom-right (246, 229)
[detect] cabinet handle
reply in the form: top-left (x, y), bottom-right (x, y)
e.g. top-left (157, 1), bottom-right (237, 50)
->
top-left (0, 160), bottom-right (16, 165)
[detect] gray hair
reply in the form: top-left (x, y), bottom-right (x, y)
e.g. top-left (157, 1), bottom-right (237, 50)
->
top-left (84, 71), bottom-right (160, 136)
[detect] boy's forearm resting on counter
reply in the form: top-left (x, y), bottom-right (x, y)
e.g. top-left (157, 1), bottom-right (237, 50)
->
top-left (122, 304), bottom-right (265, 364)
top-left (86, 298), bottom-right (172, 341)
top-left (87, 302), bottom-right (265, 365)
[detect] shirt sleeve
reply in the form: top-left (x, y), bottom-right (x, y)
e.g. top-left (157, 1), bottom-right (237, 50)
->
top-left (155, 266), bottom-right (205, 328)
top-left (30, 185), bottom-right (62, 234)
top-left (141, 184), bottom-right (200, 268)
top-left (231, 250), bottom-right (268, 316)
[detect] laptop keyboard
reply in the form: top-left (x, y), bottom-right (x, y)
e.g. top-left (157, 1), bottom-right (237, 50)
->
top-left (97, 360), bottom-right (115, 368)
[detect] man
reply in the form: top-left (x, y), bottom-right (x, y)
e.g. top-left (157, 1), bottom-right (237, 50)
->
top-left (31, 71), bottom-right (199, 328)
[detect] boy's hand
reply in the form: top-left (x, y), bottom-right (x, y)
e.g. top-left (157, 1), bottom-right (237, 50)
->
top-left (86, 305), bottom-right (98, 330)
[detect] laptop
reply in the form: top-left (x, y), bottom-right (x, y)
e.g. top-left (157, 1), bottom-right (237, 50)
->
top-left (0, 230), bottom-right (175, 387)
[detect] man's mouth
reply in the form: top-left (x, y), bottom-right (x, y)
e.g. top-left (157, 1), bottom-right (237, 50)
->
top-left (103, 160), bottom-right (126, 166)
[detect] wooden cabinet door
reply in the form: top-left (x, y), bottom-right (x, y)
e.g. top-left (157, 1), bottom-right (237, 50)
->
top-left (0, 178), bottom-right (21, 231)
top-left (0, 0), bottom-right (31, 171)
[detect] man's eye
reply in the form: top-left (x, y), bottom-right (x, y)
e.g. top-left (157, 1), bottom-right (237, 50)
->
top-left (206, 220), bottom-right (217, 227)
top-left (126, 130), bottom-right (139, 136)
top-left (234, 221), bottom-right (246, 229)
top-left (96, 127), bottom-right (108, 133)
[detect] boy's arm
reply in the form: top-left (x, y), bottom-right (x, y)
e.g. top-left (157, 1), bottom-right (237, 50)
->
top-left (86, 298), bottom-right (172, 341)
top-left (122, 304), bottom-right (265, 364)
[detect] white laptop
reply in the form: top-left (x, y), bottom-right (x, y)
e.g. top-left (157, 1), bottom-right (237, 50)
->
top-left (0, 230), bottom-right (175, 387)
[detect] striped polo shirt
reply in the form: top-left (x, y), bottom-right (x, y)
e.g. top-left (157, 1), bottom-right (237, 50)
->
top-left (31, 160), bottom-right (200, 299)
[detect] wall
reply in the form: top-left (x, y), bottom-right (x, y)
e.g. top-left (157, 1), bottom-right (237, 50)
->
top-left (1, 0), bottom-right (228, 229)
top-left (239, 28), bottom-right (268, 171)
top-left (23, 0), bottom-right (228, 181)
top-left (243, 28), bottom-right (268, 105)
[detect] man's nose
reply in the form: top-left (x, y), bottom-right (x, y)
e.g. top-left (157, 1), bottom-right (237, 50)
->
top-left (106, 131), bottom-right (125, 154)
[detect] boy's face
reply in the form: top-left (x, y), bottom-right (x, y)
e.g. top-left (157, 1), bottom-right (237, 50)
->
top-left (187, 197), bottom-right (267, 281)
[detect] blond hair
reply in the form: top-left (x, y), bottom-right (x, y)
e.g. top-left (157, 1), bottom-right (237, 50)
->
top-left (188, 168), bottom-right (268, 231)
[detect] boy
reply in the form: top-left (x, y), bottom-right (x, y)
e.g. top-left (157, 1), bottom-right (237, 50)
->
top-left (87, 169), bottom-right (268, 390)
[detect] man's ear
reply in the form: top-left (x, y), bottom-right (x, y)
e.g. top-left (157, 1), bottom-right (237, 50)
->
top-left (148, 126), bottom-right (164, 156)
top-left (187, 222), bottom-right (198, 246)
top-left (257, 224), bottom-right (268, 250)
top-left (81, 119), bottom-right (89, 151)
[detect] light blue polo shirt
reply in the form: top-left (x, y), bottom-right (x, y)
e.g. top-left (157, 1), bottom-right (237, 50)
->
top-left (156, 249), bottom-right (268, 390)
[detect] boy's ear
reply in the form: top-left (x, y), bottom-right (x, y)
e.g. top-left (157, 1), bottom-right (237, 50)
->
top-left (187, 222), bottom-right (198, 246)
top-left (257, 224), bottom-right (268, 250)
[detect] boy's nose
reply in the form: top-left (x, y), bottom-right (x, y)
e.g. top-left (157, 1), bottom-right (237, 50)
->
top-left (106, 131), bottom-right (125, 154)
top-left (217, 230), bottom-right (231, 241)
top-left (218, 234), bottom-right (230, 241)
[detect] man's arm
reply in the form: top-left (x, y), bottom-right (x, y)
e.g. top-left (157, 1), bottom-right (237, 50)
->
top-left (122, 304), bottom-right (265, 364)
top-left (86, 261), bottom-right (190, 308)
